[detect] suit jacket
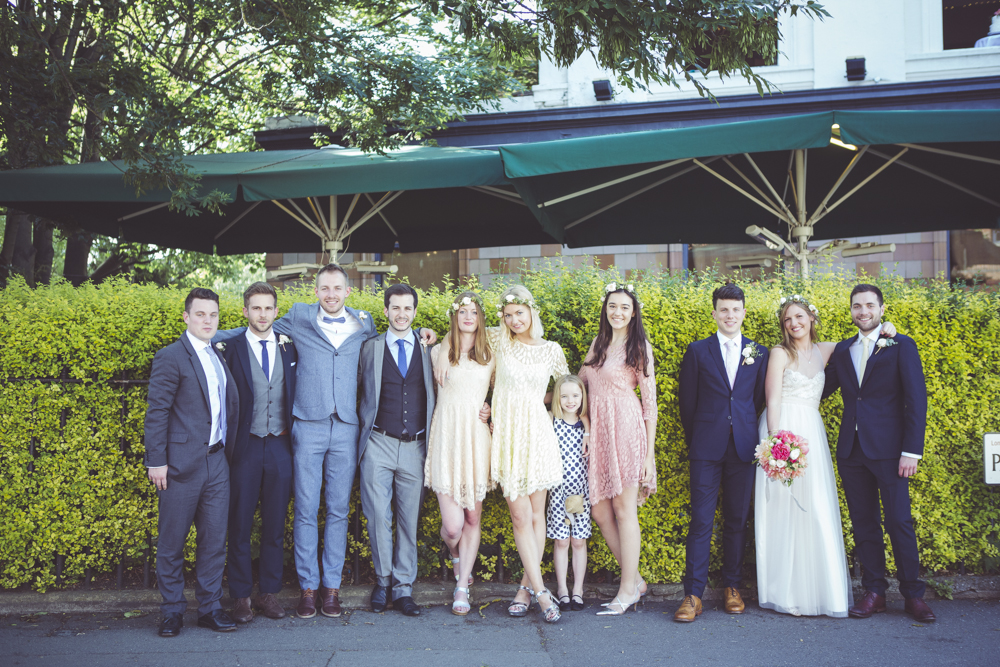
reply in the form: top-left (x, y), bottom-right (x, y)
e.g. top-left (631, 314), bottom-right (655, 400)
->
top-left (679, 334), bottom-right (768, 462)
top-left (143, 333), bottom-right (240, 480)
top-left (221, 333), bottom-right (298, 457)
top-left (823, 333), bottom-right (927, 460)
top-left (357, 332), bottom-right (436, 460)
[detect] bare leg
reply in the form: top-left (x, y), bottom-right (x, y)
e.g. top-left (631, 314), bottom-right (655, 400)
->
top-left (553, 539), bottom-right (570, 599)
top-left (610, 486), bottom-right (641, 604)
top-left (438, 491), bottom-right (465, 573)
top-left (570, 538), bottom-right (587, 598)
top-left (507, 491), bottom-right (556, 613)
top-left (591, 499), bottom-right (623, 564)
top-left (455, 501), bottom-right (483, 604)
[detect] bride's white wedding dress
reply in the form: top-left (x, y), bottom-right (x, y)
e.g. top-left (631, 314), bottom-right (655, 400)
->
top-left (755, 367), bottom-right (853, 618)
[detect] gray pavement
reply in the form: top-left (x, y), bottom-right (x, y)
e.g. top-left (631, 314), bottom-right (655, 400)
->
top-left (2, 597), bottom-right (998, 667)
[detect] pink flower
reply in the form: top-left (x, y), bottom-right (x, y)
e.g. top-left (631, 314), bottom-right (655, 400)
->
top-left (772, 442), bottom-right (791, 461)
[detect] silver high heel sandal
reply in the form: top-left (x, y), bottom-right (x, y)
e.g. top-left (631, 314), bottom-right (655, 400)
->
top-left (535, 588), bottom-right (561, 623)
top-left (508, 585), bottom-right (533, 617)
top-left (596, 587), bottom-right (641, 616)
top-left (602, 577), bottom-right (648, 607)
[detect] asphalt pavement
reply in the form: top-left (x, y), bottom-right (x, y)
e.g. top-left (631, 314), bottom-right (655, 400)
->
top-left (2, 597), bottom-right (998, 667)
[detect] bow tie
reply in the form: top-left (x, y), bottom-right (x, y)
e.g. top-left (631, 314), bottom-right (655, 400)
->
top-left (323, 316), bottom-right (346, 324)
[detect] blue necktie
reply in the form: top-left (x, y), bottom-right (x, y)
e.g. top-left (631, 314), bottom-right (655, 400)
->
top-left (260, 339), bottom-right (270, 380)
top-left (323, 316), bottom-right (346, 324)
top-left (396, 339), bottom-right (408, 377)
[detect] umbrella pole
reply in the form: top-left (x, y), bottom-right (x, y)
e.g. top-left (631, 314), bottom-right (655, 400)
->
top-left (794, 149), bottom-right (811, 279)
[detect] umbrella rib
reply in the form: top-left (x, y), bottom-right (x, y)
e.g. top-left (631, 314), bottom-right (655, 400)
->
top-left (742, 153), bottom-right (798, 224)
top-left (343, 194), bottom-right (362, 233)
top-left (342, 191), bottom-right (404, 238)
top-left (539, 158), bottom-right (691, 209)
top-left (287, 198), bottom-right (326, 238)
top-left (467, 186), bottom-right (526, 206)
top-left (806, 145), bottom-right (870, 226)
top-left (272, 200), bottom-right (326, 238)
top-left (693, 158), bottom-right (787, 220)
top-left (868, 148), bottom-right (1000, 209)
top-left (309, 197), bottom-right (328, 233)
top-left (117, 202), bottom-right (169, 222)
top-left (896, 143), bottom-right (1000, 167)
top-left (364, 192), bottom-right (399, 237)
top-left (564, 158), bottom-right (719, 231)
top-left (213, 201), bottom-right (262, 241)
top-left (722, 157), bottom-right (794, 225)
top-left (811, 147), bottom-right (909, 225)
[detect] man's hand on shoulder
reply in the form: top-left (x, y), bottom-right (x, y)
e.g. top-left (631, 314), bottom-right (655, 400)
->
top-left (419, 328), bottom-right (437, 346)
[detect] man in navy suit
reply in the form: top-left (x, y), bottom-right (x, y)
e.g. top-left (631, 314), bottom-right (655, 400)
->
top-left (675, 283), bottom-right (768, 622)
top-left (823, 284), bottom-right (934, 623)
top-left (219, 282), bottom-right (297, 623)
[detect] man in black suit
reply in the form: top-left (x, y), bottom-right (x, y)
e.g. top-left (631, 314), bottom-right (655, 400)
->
top-left (219, 282), bottom-right (297, 623)
top-left (145, 288), bottom-right (240, 637)
top-left (824, 284), bottom-right (934, 623)
top-left (676, 283), bottom-right (768, 622)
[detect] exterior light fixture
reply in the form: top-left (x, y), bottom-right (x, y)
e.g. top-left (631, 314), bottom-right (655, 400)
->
top-left (846, 57), bottom-right (866, 81)
top-left (593, 80), bottom-right (613, 101)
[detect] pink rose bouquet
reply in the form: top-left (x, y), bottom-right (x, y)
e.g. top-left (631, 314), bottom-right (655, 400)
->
top-left (754, 430), bottom-right (809, 487)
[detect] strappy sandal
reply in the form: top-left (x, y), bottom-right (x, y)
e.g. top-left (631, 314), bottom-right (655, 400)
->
top-left (602, 577), bottom-right (648, 607)
top-left (535, 588), bottom-right (561, 623)
top-left (571, 594), bottom-right (585, 611)
top-left (452, 586), bottom-right (471, 616)
top-left (507, 585), bottom-right (532, 617)
top-left (596, 587), bottom-right (640, 616)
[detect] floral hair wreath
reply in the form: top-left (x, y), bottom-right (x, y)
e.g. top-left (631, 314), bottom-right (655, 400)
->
top-left (604, 281), bottom-right (644, 310)
top-left (445, 294), bottom-right (483, 319)
top-left (777, 294), bottom-right (819, 318)
top-left (495, 293), bottom-right (538, 319)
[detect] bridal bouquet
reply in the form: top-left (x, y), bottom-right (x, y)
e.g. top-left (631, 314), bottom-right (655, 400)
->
top-left (755, 430), bottom-right (809, 487)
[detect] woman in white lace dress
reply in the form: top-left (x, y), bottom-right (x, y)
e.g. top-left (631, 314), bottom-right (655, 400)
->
top-left (756, 296), bottom-right (894, 617)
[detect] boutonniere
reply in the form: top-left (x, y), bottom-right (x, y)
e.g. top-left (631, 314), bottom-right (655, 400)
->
top-left (741, 343), bottom-right (762, 366)
top-left (358, 311), bottom-right (368, 321)
top-left (874, 337), bottom-right (897, 355)
top-left (278, 334), bottom-right (291, 351)
top-left (215, 342), bottom-right (226, 352)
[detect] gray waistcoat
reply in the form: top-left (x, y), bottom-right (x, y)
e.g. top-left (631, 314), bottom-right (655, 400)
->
top-left (248, 341), bottom-right (288, 437)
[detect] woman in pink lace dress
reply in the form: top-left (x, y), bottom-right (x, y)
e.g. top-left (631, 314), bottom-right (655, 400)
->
top-left (578, 282), bottom-right (657, 615)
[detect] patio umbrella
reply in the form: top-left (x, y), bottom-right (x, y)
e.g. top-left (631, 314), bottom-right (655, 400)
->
top-left (0, 145), bottom-right (550, 255)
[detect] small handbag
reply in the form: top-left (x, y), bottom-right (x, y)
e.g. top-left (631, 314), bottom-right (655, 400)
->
top-left (564, 494), bottom-right (586, 526)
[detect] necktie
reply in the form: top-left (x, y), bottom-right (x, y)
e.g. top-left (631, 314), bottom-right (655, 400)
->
top-left (857, 337), bottom-right (871, 386)
top-left (323, 316), bottom-right (346, 324)
top-left (260, 339), bottom-right (270, 381)
top-left (208, 348), bottom-right (227, 444)
top-left (725, 339), bottom-right (737, 389)
top-left (396, 338), bottom-right (408, 377)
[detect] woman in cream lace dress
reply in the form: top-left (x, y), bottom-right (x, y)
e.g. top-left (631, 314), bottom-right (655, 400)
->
top-left (425, 292), bottom-right (495, 615)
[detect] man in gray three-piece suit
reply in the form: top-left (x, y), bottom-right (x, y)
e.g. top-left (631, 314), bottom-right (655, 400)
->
top-left (145, 288), bottom-right (240, 637)
top-left (357, 283), bottom-right (436, 616)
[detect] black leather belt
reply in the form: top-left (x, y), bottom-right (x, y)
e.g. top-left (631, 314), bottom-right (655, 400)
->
top-left (207, 441), bottom-right (225, 454)
top-left (372, 426), bottom-right (424, 442)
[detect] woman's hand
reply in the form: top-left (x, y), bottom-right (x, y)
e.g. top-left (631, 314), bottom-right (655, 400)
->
top-left (581, 434), bottom-right (590, 457)
top-left (639, 455), bottom-right (656, 486)
top-left (434, 361), bottom-right (449, 386)
top-left (478, 402), bottom-right (491, 424)
top-left (881, 321), bottom-right (897, 338)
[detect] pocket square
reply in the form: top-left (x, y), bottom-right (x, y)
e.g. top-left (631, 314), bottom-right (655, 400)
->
top-left (291, 362), bottom-right (296, 366)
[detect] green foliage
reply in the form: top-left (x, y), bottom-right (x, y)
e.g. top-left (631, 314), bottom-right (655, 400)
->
top-left (1, 264), bottom-right (998, 591)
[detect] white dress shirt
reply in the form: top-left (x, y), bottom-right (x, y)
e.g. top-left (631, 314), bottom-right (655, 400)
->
top-left (850, 324), bottom-right (919, 460)
top-left (716, 329), bottom-right (741, 389)
top-left (245, 328), bottom-right (277, 378)
top-left (386, 328), bottom-right (416, 371)
top-left (186, 331), bottom-right (226, 445)
top-left (316, 308), bottom-right (362, 349)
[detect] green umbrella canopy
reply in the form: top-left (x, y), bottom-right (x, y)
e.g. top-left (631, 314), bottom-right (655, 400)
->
top-left (0, 145), bottom-right (551, 254)
top-left (500, 110), bottom-right (1000, 247)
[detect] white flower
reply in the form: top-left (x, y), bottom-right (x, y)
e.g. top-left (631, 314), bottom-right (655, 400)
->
top-left (790, 448), bottom-right (801, 461)
top-left (808, 304), bottom-right (818, 313)
top-left (745, 357), bottom-right (755, 365)
top-left (626, 283), bottom-right (634, 292)
top-left (876, 338), bottom-right (887, 348)
top-left (605, 282), bottom-right (616, 293)
top-left (780, 297), bottom-right (787, 304)
top-left (358, 311), bottom-right (368, 320)
top-left (215, 342), bottom-right (225, 351)
top-left (461, 296), bottom-right (472, 305)
top-left (774, 459), bottom-right (786, 469)
top-left (793, 294), bottom-right (801, 300)
top-left (741, 347), bottom-right (752, 357)
top-left (278, 335), bottom-right (291, 345)
top-left (639, 302), bottom-right (644, 309)
top-left (505, 294), bottom-right (515, 302)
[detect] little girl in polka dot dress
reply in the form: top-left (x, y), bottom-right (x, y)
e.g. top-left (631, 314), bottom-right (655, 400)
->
top-left (547, 374), bottom-right (592, 611)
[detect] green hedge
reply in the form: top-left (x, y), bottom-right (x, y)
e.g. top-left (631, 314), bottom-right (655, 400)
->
top-left (1, 267), bottom-right (998, 591)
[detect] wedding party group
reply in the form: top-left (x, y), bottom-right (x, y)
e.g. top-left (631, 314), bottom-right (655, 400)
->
top-left (142, 262), bottom-right (934, 640)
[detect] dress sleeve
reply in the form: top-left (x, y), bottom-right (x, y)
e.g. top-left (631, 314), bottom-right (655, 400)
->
top-left (577, 339), bottom-right (596, 387)
top-left (551, 342), bottom-right (570, 381)
top-left (639, 340), bottom-right (657, 423)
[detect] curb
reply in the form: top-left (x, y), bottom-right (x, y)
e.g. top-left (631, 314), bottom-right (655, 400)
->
top-left (1, 575), bottom-right (997, 615)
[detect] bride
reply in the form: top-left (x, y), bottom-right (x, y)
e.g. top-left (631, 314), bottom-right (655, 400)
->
top-left (755, 295), bottom-right (894, 618)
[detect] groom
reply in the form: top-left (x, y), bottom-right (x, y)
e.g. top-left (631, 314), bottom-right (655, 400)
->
top-left (823, 284), bottom-right (934, 622)
top-left (676, 283), bottom-right (768, 622)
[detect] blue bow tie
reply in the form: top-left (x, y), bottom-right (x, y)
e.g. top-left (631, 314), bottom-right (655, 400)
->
top-left (323, 316), bottom-right (346, 324)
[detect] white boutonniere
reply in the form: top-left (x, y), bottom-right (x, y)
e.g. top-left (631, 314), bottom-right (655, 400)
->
top-left (215, 342), bottom-right (226, 352)
top-left (874, 337), bottom-right (897, 355)
top-left (358, 311), bottom-right (368, 321)
top-left (278, 334), bottom-right (291, 351)
top-left (741, 343), bottom-right (762, 366)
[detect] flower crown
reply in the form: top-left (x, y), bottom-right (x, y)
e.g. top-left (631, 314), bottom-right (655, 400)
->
top-left (777, 294), bottom-right (819, 317)
top-left (496, 293), bottom-right (537, 319)
top-left (446, 294), bottom-right (483, 319)
top-left (604, 282), bottom-right (644, 309)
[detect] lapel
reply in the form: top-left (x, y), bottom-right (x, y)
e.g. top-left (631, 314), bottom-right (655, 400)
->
top-left (180, 332), bottom-right (212, 409)
top-left (342, 306), bottom-right (370, 347)
top-left (837, 336), bottom-right (857, 389)
top-left (706, 334), bottom-right (732, 392)
top-left (373, 332), bottom-right (387, 399)
top-left (859, 334), bottom-right (882, 391)
top-left (235, 334), bottom-right (255, 398)
top-left (307, 302), bottom-right (335, 350)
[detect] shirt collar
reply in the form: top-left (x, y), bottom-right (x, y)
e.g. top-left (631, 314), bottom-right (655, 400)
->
top-left (386, 328), bottom-right (414, 347)
top-left (716, 330), bottom-right (741, 347)
top-left (186, 330), bottom-right (211, 352)
top-left (245, 328), bottom-right (276, 346)
top-left (856, 323), bottom-right (883, 344)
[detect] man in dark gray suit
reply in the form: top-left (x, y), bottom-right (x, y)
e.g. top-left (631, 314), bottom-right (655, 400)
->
top-left (357, 284), bottom-right (436, 616)
top-left (145, 288), bottom-right (240, 637)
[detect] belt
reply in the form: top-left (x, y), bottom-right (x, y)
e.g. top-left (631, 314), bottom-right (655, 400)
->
top-left (249, 430), bottom-right (289, 440)
top-left (207, 441), bottom-right (225, 454)
top-left (372, 426), bottom-right (424, 442)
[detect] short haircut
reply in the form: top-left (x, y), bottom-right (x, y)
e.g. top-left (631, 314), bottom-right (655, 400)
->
top-left (851, 283), bottom-right (884, 306)
top-left (315, 263), bottom-right (349, 286)
top-left (384, 283), bottom-right (418, 309)
top-left (185, 287), bottom-right (219, 312)
top-left (243, 281), bottom-right (277, 308)
top-left (551, 375), bottom-right (588, 421)
top-left (712, 283), bottom-right (745, 309)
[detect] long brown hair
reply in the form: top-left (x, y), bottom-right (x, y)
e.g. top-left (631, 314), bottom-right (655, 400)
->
top-left (777, 299), bottom-right (819, 365)
top-left (584, 287), bottom-right (650, 377)
top-left (446, 291), bottom-right (492, 366)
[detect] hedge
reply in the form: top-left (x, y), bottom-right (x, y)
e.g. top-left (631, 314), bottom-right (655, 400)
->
top-left (1, 266), bottom-right (998, 591)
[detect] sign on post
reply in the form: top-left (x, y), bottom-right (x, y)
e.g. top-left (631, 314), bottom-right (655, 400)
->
top-left (986, 433), bottom-right (1000, 485)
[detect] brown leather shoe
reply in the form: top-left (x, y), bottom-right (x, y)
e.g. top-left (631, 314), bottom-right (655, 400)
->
top-left (254, 593), bottom-right (286, 619)
top-left (848, 590), bottom-right (887, 618)
top-left (319, 587), bottom-right (342, 618)
top-left (724, 587), bottom-right (745, 614)
top-left (673, 595), bottom-right (703, 623)
top-left (297, 588), bottom-right (317, 619)
top-left (232, 597), bottom-right (254, 624)
top-left (904, 598), bottom-right (936, 623)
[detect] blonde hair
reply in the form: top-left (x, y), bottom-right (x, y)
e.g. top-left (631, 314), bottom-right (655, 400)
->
top-left (551, 374), bottom-right (588, 421)
top-left (777, 300), bottom-right (820, 365)
top-left (445, 291), bottom-right (492, 366)
top-left (498, 284), bottom-right (543, 342)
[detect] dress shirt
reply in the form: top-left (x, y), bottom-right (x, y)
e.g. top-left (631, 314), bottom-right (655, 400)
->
top-left (316, 308), bottom-right (362, 349)
top-left (187, 331), bottom-right (226, 446)
top-left (716, 329), bottom-right (741, 389)
top-left (386, 328), bottom-right (416, 371)
top-left (245, 328), bottom-right (277, 378)
top-left (850, 323), bottom-right (920, 460)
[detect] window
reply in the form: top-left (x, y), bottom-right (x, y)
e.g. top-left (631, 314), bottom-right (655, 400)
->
top-left (943, 1), bottom-right (999, 50)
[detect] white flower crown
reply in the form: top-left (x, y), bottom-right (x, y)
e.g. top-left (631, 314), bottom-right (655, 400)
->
top-left (446, 294), bottom-right (483, 319)
top-left (777, 294), bottom-right (818, 317)
top-left (495, 293), bottom-right (537, 319)
top-left (604, 282), bottom-right (643, 309)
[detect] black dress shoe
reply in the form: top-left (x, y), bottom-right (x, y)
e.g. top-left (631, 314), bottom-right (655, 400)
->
top-left (370, 584), bottom-right (389, 613)
top-left (158, 612), bottom-right (183, 637)
top-left (197, 609), bottom-right (237, 632)
top-left (395, 596), bottom-right (420, 616)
